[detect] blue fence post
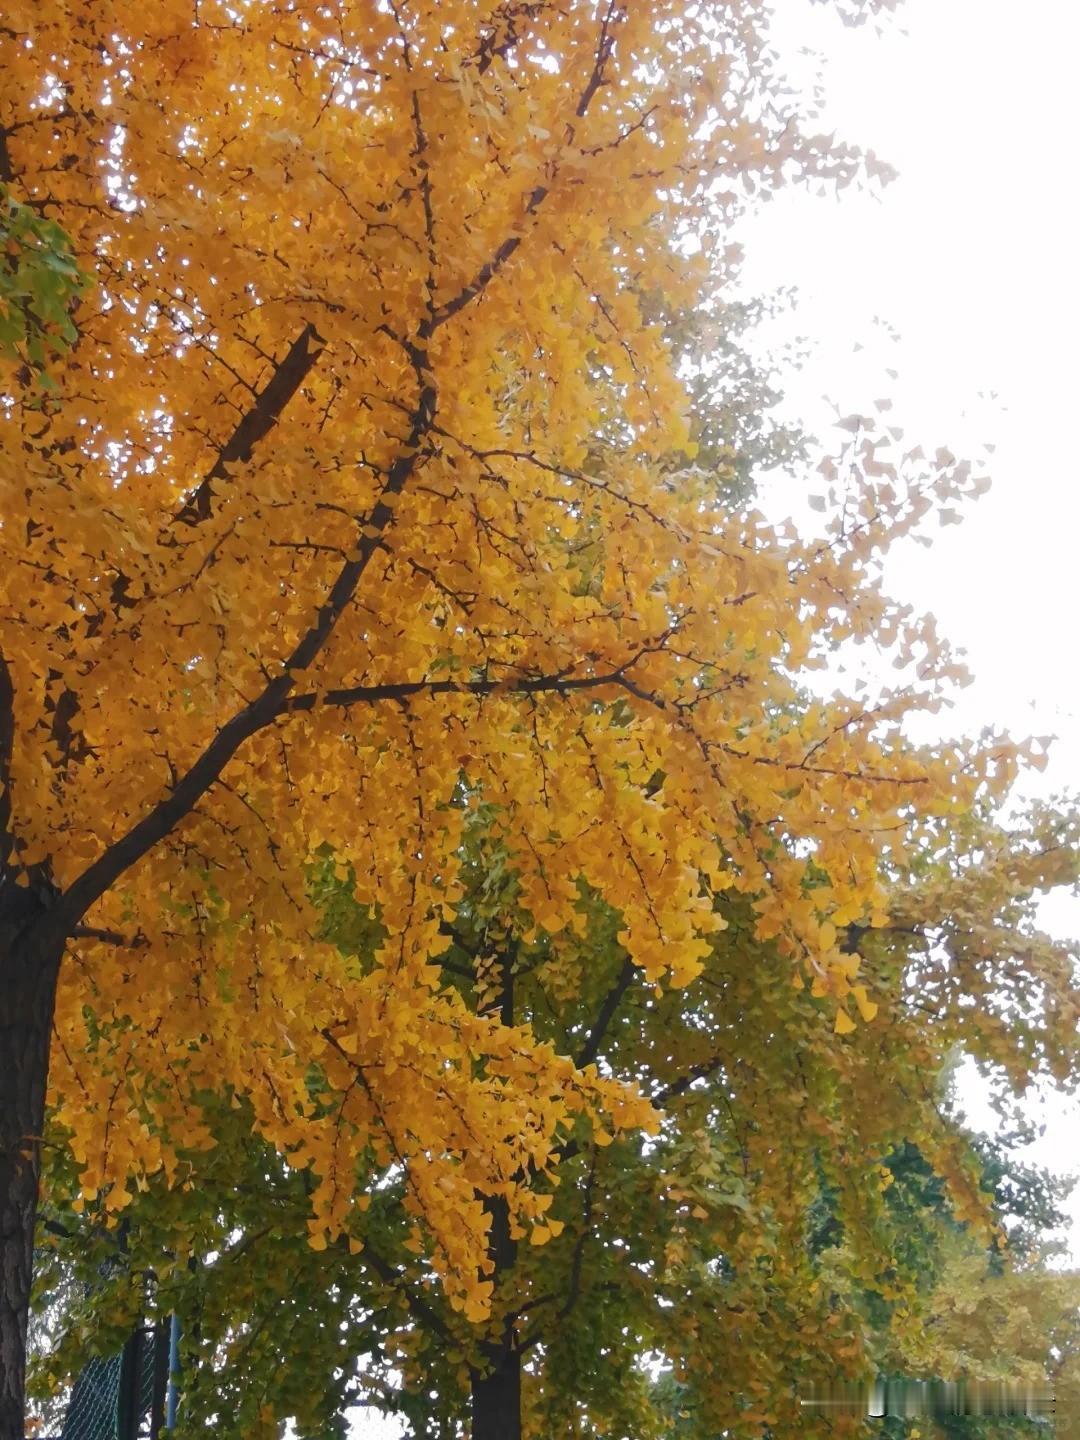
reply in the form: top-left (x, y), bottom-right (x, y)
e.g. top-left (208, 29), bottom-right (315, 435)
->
top-left (164, 1315), bottom-right (181, 1430)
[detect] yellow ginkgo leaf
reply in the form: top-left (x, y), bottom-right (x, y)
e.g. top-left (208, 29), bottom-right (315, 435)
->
top-left (834, 1007), bottom-right (856, 1035)
top-left (852, 984), bottom-right (879, 1023)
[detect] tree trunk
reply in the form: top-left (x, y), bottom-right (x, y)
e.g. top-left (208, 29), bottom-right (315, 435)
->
top-left (471, 956), bottom-right (523, 1440)
top-left (0, 915), bottom-right (61, 1440)
top-left (471, 1347), bottom-right (521, 1440)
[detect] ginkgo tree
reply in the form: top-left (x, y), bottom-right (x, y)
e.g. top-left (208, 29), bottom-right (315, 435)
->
top-left (29, 784), bottom-right (1080, 1439)
top-left (0, 0), bottom-right (1061, 1435)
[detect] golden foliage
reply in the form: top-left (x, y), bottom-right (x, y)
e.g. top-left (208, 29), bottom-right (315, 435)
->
top-left (0, 0), bottom-right (1049, 1338)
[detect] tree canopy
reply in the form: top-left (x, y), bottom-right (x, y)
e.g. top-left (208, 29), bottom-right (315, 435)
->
top-left (30, 794), bottom-right (1080, 1439)
top-left (2, 1), bottom-right (1077, 1437)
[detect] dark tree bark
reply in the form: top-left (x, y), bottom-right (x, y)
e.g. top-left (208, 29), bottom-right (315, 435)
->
top-left (466, 943), bottom-right (528, 1439)
top-left (470, 1347), bottom-right (522, 1440)
top-left (0, 891), bottom-right (62, 1440)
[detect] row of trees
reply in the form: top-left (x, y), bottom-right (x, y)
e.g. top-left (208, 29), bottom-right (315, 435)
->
top-left (2, 0), bottom-right (1077, 1436)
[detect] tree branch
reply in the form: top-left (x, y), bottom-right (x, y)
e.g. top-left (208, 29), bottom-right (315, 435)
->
top-left (0, 125), bottom-right (13, 184)
top-left (574, 957), bottom-right (638, 1068)
top-left (38, 4), bottom-right (635, 949)
top-left (173, 323), bottom-right (324, 527)
top-left (426, 2), bottom-right (621, 330)
top-left (556, 1148), bottom-right (598, 1322)
top-left (0, 649), bottom-right (15, 873)
top-left (70, 925), bottom-right (149, 949)
top-left (573, 0), bottom-right (621, 122)
top-left (354, 1237), bottom-right (454, 1343)
top-left (427, 182), bottom-right (548, 331)
top-left (49, 361), bottom-right (437, 942)
top-left (284, 663), bottom-right (665, 715)
top-left (437, 954), bottom-right (476, 981)
top-left (520, 1147), bottom-right (599, 1352)
top-left (652, 1054), bottom-right (728, 1109)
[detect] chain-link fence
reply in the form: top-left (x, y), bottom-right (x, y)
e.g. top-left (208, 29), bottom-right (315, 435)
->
top-left (30, 1239), bottom-right (173, 1440)
top-left (56, 1324), bottom-right (169, 1440)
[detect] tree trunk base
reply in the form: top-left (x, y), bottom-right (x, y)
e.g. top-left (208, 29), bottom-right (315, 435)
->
top-left (0, 916), bottom-right (61, 1440)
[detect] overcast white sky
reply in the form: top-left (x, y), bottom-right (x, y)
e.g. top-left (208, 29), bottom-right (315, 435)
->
top-left (747, 0), bottom-right (1080, 772)
top-left (350, 3), bottom-right (1080, 1430)
top-left (743, 0), bottom-right (1080, 1263)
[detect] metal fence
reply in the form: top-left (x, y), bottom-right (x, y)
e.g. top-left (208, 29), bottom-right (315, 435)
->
top-left (37, 1323), bottom-right (170, 1440)
top-left (65, 1324), bottom-right (169, 1440)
